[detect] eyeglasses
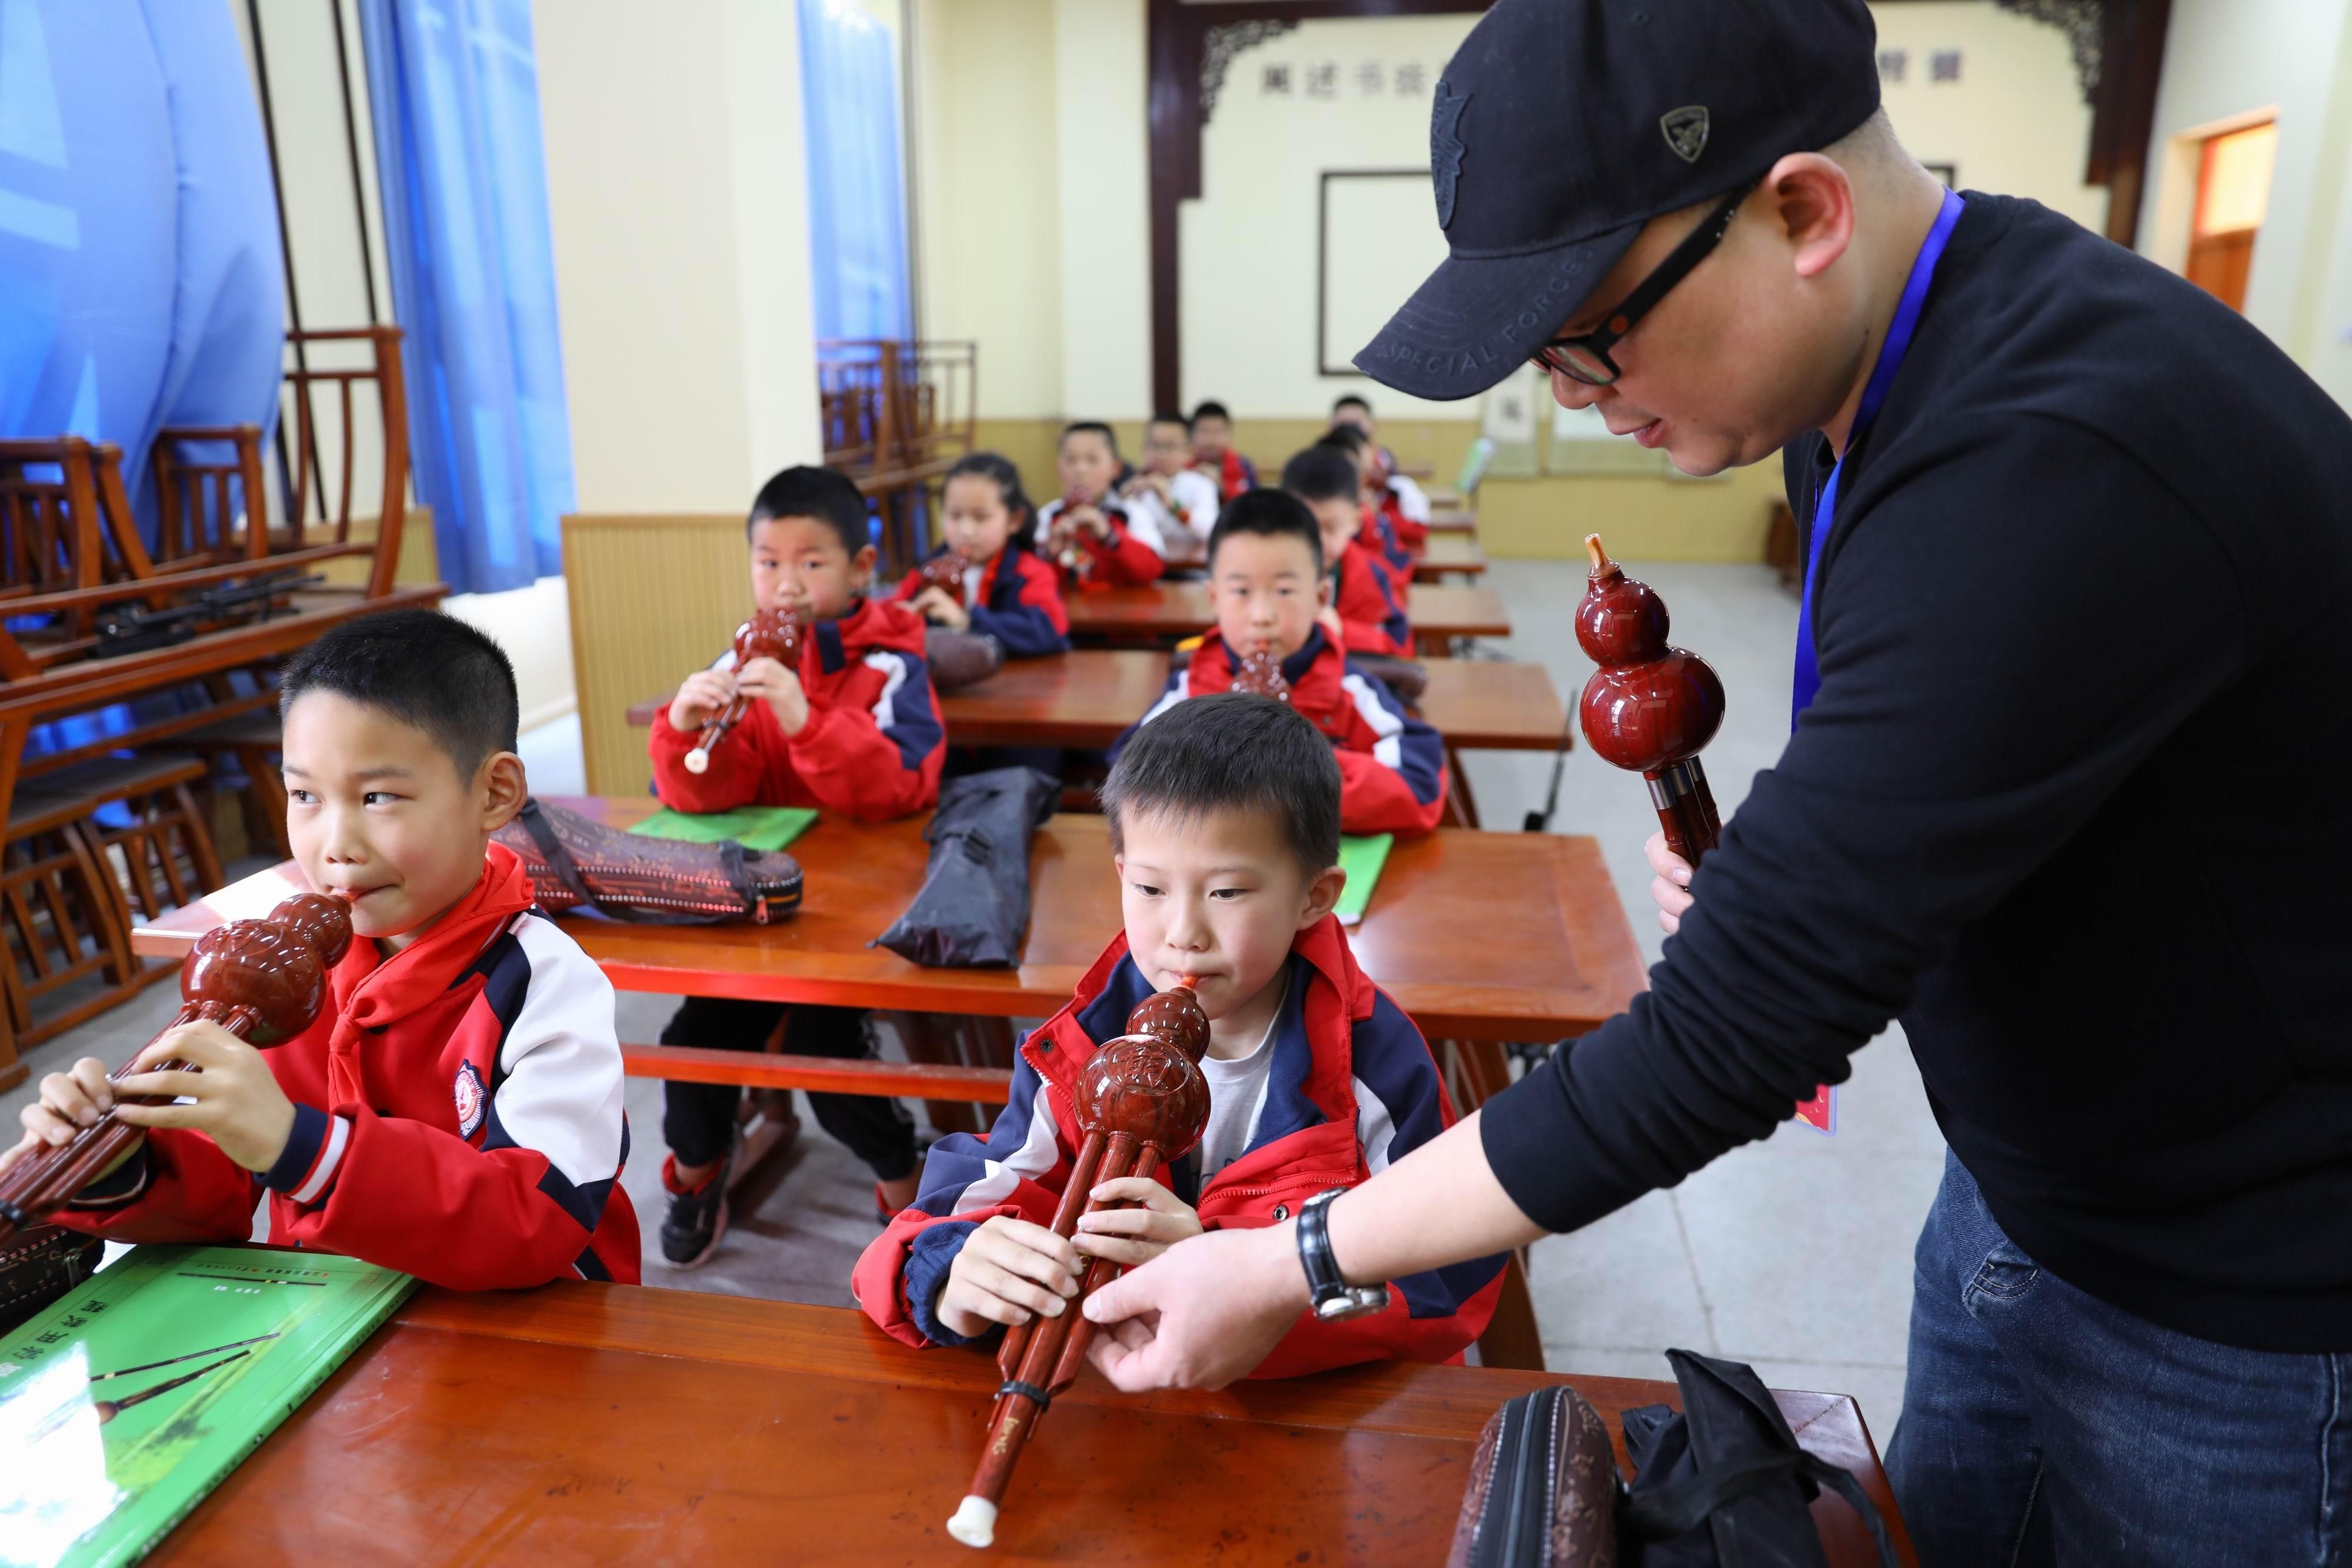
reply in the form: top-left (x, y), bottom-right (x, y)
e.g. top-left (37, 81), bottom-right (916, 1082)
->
top-left (1531, 181), bottom-right (1760, 386)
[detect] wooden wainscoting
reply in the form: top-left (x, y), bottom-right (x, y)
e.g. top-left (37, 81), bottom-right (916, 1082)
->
top-left (562, 513), bottom-right (753, 796)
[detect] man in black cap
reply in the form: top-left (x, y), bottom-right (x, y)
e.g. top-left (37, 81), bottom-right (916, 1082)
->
top-left (1077, 0), bottom-right (2352, 1560)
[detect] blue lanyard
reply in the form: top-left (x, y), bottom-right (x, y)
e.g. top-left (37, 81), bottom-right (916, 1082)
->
top-left (1791, 188), bottom-right (1966, 728)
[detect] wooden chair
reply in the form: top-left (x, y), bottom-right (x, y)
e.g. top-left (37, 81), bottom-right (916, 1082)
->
top-left (179, 709), bottom-right (288, 859)
top-left (1, 753), bottom-right (228, 1036)
top-left (151, 424), bottom-right (271, 568)
top-left (0, 438), bottom-right (161, 609)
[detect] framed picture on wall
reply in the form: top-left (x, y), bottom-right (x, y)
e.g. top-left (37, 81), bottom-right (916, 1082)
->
top-left (1317, 169), bottom-right (1449, 377)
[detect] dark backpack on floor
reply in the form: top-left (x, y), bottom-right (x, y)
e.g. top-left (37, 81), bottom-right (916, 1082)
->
top-left (1447, 1350), bottom-right (1897, 1568)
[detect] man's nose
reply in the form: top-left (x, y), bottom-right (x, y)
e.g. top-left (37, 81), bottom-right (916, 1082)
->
top-left (1549, 368), bottom-right (1606, 411)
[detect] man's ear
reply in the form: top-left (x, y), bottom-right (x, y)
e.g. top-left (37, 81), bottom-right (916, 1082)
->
top-left (1763, 152), bottom-right (1857, 282)
top-left (1300, 864), bottom-right (1346, 929)
top-left (478, 751), bottom-right (528, 833)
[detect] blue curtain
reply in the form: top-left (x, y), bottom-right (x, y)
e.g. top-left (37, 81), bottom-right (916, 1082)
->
top-left (360, 0), bottom-right (573, 595)
top-left (798, 0), bottom-right (910, 342)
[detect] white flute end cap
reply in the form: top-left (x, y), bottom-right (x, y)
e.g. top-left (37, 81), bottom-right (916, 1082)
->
top-left (946, 1496), bottom-right (997, 1548)
top-left (683, 748), bottom-right (710, 775)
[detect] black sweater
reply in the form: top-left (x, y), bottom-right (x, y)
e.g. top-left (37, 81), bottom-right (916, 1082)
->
top-left (1481, 193), bottom-right (2352, 1353)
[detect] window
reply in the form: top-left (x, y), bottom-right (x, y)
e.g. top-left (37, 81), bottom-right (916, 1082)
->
top-left (2186, 121), bottom-right (2276, 313)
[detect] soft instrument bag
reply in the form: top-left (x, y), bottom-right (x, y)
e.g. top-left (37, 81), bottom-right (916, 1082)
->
top-left (874, 766), bottom-right (1058, 967)
top-left (494, 797), bottom-right (803, 925)
top-left (0, 1223), bottom-right (105, 1335)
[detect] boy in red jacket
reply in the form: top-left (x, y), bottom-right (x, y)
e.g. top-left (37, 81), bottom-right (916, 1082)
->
top-left (1189, 399), bottom-right (1259, 499)
top-left (649, 465), bottom-right (943, 1266)
top-left (9, 612), bottom-right (640, 1289)
top-left (1282, 443), bottom-right (1412, 658)
top-left (1031, 422), bottom-right (1165, 591)
top-left (853, 694), bottom-right (1501, 1375)
top-left (1114, 490), bottom-right (1447, 837)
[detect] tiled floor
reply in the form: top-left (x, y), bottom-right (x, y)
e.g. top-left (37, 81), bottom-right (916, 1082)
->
top-left (1, 562), bottom-right (1943, 1446)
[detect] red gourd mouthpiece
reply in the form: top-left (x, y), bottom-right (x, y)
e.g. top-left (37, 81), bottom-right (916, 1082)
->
top-left (1576, 532), bottom-right (1726, 868)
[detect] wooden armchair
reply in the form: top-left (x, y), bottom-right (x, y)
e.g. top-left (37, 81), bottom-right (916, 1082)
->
top-left (0, 438), bottom-right (161, 602)
top-left (150, 423), bottom-right (271, 568)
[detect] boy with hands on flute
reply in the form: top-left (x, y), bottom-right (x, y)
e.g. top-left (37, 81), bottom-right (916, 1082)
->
top-left (4, 612), bottom-right (640, 1288)
top-left (853, 694), bottom-right (1503, 1374)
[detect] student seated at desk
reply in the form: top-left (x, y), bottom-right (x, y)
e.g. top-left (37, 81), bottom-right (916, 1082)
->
top-left (895, 451), bottom-right (1070, 658)
top-left (853, 694), bottom-right (1502, 1374)
top-left (1032, 422), bottom-right (1165, 591)
top-left (1332, 393), bottom-right (1432, 541)
top-left (649, 465), bottom-right (943, 1266)
top-left (1188, 399), bottom-right (1258, 500)
top-left (1119, 411), bottom-right (1220, 570)
top-left (1282, 444), bottom-right (1412, 658)
top-left (7, 612), bottom-right (640, 1289)
top-left (1116, 490), bottom-right (1447, 837)
top-left (1317, 425), bottom-right (1415, 574)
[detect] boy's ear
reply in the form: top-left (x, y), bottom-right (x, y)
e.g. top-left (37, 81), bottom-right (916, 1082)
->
top-left (1299, 864), bottom-right (1346, 929)
top-left (1317, 576), bottom-right (1335, 610)
top-left (849, 541), bottom-right (879, 585)
top-left (477, 751), bottom-right (528, 833)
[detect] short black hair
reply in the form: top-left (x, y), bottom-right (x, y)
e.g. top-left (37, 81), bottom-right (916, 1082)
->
top-left (1332, 394), bottom-right (1372, 416)
top-left (1207, 487), bottom-right (1322, 575)
top-left (1189, 400), bottom-right (1232, 424)
top-left (1060, 421), bottom-right (1119, 457)
top-left (279, 609), bottom-right (519, 779)
top-left (750, 465), bottom-right (869, 555)
top-left (1103, 692), bottom-right (1341, 879)
top-left (1280, 445), bottom-right (1359, 505)
top-left (1318, 423), bottom-right (1369, 453)
top-left (1148, 409), bottom-right (1192, 433)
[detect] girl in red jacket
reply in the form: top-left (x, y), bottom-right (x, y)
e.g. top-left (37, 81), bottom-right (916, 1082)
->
top-left (895, 451), bottom-right (1069, 658)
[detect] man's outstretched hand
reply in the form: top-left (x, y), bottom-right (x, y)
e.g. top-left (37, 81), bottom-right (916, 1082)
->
top-left (1082, 1223), bottom-right (1309, 1391)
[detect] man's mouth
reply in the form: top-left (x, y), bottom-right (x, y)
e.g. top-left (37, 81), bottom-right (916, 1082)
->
top-left (1610, 416), bottom-right (1664, 446)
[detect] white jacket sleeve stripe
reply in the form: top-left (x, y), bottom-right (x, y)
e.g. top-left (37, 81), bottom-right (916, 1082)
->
top-left (493, 916), bottom-right (628, 1190)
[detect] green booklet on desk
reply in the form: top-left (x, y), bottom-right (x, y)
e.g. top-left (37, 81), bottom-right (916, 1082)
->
top-left (0, 1246), bottom-right (414, 1568)
top-left (1335, 835), bottom-right (1394, 926)
top-left (627, 805), bottom-right (818, 852)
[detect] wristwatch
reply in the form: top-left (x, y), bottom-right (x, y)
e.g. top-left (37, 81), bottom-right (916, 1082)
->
top-left (1296, 1187), bottom-right (1391, 1322)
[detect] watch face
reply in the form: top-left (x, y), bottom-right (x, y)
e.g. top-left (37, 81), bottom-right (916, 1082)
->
top-left (1313, 1285), bottom-right (1391, 1323)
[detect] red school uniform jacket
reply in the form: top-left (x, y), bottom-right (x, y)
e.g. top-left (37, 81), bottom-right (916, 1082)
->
top-left (650, 596), bottom-right (946, 820)
top-left (852, 922), bottom-right (1503, 1376)
top-left (1359, 500), bottom-right (1415, 575)
top-left (1332, 539), bottom-right (1413, 658)
top-left (58, 846), bottom-right (640, 1289)
top-left (891, 544), bottom-right (1070, 659)
top-left (1113, 626), bottom-right (1448, 836)
top-left (1197, 447), bottom-right (1259, 501)
top-left (1032, 495), bottom-right (1165, 590)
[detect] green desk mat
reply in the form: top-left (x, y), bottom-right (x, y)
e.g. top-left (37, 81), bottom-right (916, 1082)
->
top-left (626, 805), bottom-right (818, 852)
top-left (0, 1246), bottom-right (416, 1568)
top-left (1335, 833), bottom-right (1394, 926)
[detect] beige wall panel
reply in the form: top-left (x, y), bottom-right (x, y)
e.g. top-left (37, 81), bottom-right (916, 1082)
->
top-left (563, 515), bottom-right (753, 796)
top-left (1054, 0), bottom-right (1153, 421)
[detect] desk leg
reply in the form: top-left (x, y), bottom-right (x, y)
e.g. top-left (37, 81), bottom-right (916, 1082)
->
top-left (1441, 747), bottom-right (1480, 829)
top-left (1476, 1249), bottom-right (1547, 1371)
top-left (0, 715), bottom-right (25, 1090)
top-left (892, 1012), bottom-right (1016, 1136)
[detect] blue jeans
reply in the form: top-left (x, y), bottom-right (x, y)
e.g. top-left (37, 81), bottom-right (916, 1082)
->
top-left (1887, 1152), bottom-right (2351, 1566)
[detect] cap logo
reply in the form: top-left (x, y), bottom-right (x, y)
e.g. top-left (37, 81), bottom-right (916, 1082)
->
top-left (1431, 80), bottom-right (1470, 229)
top-left (1661, 105), bottom-right (1710, 164)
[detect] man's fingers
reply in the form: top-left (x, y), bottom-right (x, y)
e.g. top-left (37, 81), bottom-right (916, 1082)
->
top-left (1658, 908), bottom-right (1681, 936)
top-left (1643, 831), bottom-right (1693, 886)
top-left (1650, 875), bottom-right (1693, 917)
top-left (1081, 1266), bottom-right (1150, 1325)
top-left (1086, 1317), bottom-right (1175, 1392)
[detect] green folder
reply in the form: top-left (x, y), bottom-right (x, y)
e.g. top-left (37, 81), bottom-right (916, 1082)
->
top-left (1335, 834), bottom-right (1394, 926)
top-left (0, 1245), bottom-right (415, 1567)
top-left (626, 805), bottom-right (818, 852)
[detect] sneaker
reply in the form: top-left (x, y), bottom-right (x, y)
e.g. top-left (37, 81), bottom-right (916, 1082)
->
top-left (660, 1151), bottom-right (732, 1268)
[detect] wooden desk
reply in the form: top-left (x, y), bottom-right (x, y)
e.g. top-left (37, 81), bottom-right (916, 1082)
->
top-left (133, 798), bottom-right (1641, 1046)
top-left (1411, 534), bottom-right (1487, 580)
top-left (1426, 510), bottom-right (1477, 535)
top-left (1065, 583), bottom-right (1509, 653)
top-left (628, 653), bottom-right (1565, 756)
top-left (148, 1285), bottom-right (1911, 1565)
top-left (0, 583), bottom-right (446, 1088)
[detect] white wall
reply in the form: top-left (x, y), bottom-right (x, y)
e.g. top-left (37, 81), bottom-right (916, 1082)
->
top-left (532, 0), bottom-right (823, 511)
top-left (1183, 15), bottom-right (1478, 420)
top-left (1869, 2), bottom-right (2108, 231)
top-left (2141, 0), bottom-right (2352, 373)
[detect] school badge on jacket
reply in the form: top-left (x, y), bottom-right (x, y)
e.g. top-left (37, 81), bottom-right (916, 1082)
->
top-left (453, 1060), bottom-right (487, 1139)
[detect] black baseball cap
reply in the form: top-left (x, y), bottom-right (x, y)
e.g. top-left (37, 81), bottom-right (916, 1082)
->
top-left (1356, 0), bottom-right (1881, 401)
